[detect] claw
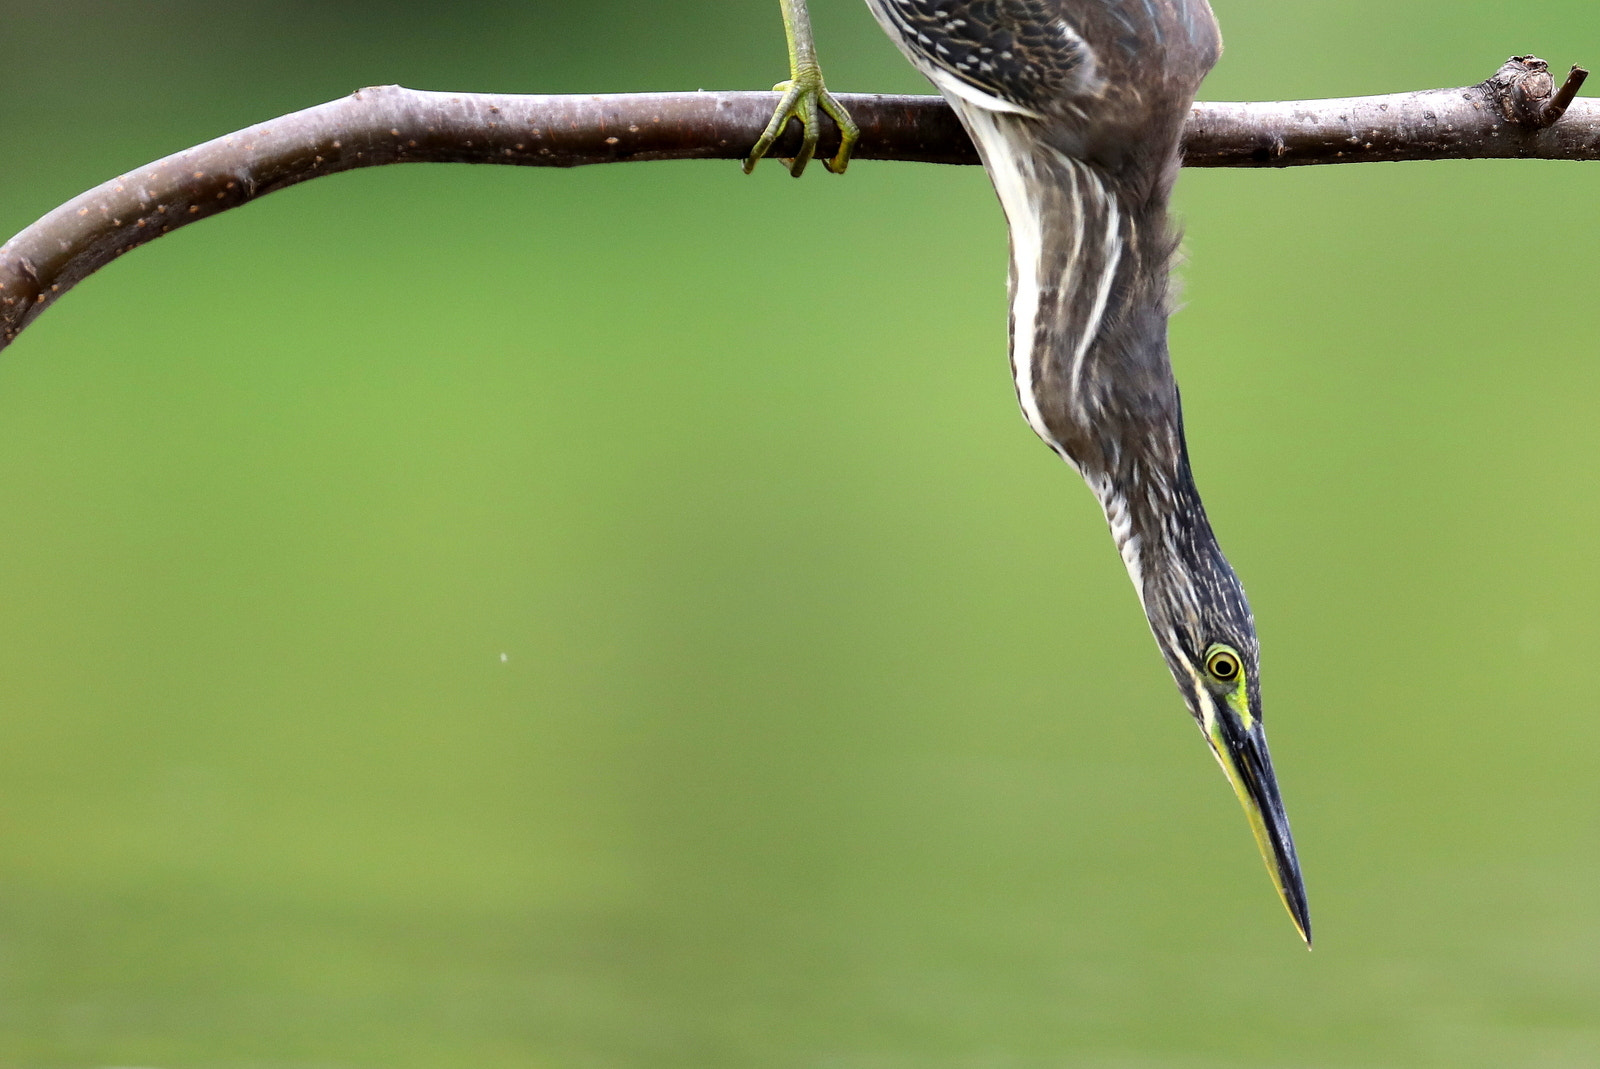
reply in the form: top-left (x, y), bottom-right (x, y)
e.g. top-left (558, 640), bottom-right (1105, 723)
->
top-left (743, 69), bottom-right (860, 177)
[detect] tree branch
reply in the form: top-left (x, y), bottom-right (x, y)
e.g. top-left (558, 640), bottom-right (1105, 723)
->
top-left (3, 56), bottom-right (1594, 353)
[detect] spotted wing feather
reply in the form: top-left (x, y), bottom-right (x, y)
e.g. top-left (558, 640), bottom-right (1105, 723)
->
top-left (867, 0), bottom-right (1100, 117)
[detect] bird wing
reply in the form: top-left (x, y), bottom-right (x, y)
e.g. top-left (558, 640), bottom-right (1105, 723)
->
top-left (866, 0), bottom-right (1102, 118)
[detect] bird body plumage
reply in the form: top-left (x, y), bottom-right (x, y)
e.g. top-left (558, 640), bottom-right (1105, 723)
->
top-left (862, 0), bottom-right (1311, 941)
top-left (867, 0), bottom-right (1220, 634)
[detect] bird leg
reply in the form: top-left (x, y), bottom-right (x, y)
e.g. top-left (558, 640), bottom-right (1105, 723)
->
top-left (743, 0), bottom-right (860, 176)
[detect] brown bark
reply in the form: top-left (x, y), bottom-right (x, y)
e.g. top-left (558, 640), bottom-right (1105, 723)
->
top-left (2, 57), bottom-right (1593, 353)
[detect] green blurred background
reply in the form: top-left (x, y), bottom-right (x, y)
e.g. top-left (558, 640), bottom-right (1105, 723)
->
top-left (2, 1), bottom-right (1599, 1065)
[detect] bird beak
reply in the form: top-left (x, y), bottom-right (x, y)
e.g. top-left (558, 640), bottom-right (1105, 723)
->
top-left (1204, 706), bottom-right (1312, 946)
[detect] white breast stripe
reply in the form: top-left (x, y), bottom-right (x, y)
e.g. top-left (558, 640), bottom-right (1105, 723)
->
top-left (1101, 487), bottom-right (1145, 596)
top-left (1057, 155), bottom-right (1087, 379)
top-left (1069, 165), bottom-right (1123, 423)
top-left (957, 104), bottom-right (1067, 466)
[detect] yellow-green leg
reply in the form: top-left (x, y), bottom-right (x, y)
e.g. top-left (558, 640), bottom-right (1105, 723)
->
top-left (744, 0), bottom-right (861, 177)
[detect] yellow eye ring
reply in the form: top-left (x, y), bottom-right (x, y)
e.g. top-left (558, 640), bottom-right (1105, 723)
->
top-left (1205, 646), bottom-right (1242, 683)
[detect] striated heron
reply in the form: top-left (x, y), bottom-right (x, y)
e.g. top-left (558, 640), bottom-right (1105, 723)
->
top-left (748, 0), bottom-right (1311, 944)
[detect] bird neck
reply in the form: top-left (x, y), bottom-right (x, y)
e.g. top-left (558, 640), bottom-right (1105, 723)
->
top-left (968, 108), bottom-right (1183, 472)
top-left (1094, 408), bottom-right (1202, 593)
top-left (1100, 411), bottom-right (1255, 669)
top-left (959, 106), bottom-right (1225, 626)
top-left (1007, 148), bottom-right (1225, 628)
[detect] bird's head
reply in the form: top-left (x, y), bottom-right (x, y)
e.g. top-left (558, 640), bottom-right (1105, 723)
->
top-left (1115, 468), bottom-right (1311, 947)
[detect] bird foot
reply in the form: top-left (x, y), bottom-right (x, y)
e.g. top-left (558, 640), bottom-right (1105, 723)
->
top-left (743, 67), bottom-right (860, 177)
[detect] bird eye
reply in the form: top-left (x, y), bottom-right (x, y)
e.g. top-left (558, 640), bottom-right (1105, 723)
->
top-left (1205, 646), bottom-right (1241, 683)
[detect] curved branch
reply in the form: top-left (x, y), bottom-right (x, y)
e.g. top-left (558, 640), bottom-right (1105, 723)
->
top-left (3, 56), bottom-right (1596, 353)
top-left (1187, 59), bottom-right (1597, 166)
